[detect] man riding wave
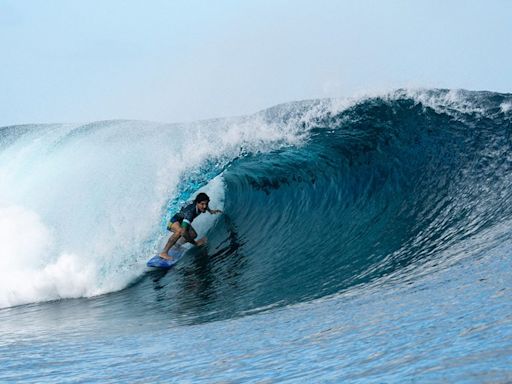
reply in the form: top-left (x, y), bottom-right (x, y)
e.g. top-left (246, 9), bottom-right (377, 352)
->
top-left (159, 192), bottom-right (222, 260)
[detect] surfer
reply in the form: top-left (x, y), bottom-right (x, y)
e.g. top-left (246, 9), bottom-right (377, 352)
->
top-left (159, 192), bottom-right (222, 260)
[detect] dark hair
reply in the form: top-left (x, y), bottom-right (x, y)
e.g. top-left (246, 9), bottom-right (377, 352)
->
top-left (194, 192), bottom-right (210, 204)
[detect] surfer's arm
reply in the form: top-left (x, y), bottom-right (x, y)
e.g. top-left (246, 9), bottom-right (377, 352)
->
top-left (207, 208), bottom-right (223, 214)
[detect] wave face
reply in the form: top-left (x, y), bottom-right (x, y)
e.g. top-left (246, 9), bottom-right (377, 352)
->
top-left (213, 89), bottom-right (512, 317)
top-left (1, 89), bottom-right (511, 316)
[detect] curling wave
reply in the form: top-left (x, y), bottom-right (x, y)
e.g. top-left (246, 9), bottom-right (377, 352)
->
top-left (1, 88), bottom-right (511, 317)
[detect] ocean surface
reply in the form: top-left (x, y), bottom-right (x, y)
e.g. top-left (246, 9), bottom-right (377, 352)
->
top-left (1, 89), bottom-right (511, 383)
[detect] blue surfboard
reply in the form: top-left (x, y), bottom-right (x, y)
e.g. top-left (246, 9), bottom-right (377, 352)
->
top-left (146, 255), bottom-right (178, 269)
top-left (147, 245), bottom-right (185, 269)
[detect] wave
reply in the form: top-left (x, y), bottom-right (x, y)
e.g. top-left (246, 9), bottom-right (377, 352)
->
top-left (217, 89), bottom-right (512, 315)
top-left (1, 88), bottom-right (511, 312)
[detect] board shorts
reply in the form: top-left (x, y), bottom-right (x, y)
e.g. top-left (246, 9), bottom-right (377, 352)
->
top-left (167, 214), bottom-right (182, 231)
top-left (167, 214), bottom-right (195, 233)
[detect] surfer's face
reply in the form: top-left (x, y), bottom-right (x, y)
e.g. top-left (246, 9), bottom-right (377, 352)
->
top-left (196, 200), bottom-right (209, 212)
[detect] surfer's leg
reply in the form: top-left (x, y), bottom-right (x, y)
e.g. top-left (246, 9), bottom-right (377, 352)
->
top-left (160, 222), bottom-right (184, 259)
top-left (187, 225), bottom-right (207, 246)
top-left (183, 226), bottom-right (201, 245)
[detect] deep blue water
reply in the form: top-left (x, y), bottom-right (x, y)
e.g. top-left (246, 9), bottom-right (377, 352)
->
top-left (1, 89), bottom-right (511, 382)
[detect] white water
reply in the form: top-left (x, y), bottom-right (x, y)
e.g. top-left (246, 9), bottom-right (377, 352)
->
top-left (0, 118), bottom-right (305, 308)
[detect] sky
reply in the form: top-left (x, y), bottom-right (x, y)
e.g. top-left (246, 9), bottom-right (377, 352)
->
top-left (1, 0), bottom-right (511, 126)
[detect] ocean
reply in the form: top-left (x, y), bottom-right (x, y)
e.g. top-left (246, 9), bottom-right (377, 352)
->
top-left (1, 89), bottom-right (511, 382)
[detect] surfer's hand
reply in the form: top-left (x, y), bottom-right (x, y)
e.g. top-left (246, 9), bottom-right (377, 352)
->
top-left (212, 209), bottom-right (223, 214)
top-left (196, 237), bottom-right (207, 246)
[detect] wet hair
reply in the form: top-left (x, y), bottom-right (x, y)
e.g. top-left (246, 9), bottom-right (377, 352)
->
top-left (194, 192), bottom-right (210, 204)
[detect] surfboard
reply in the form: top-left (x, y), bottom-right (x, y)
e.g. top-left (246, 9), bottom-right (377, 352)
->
top-left (147, 244), bottom-right (186, 269)
top-left (146, 255), bottom-right (178, 269)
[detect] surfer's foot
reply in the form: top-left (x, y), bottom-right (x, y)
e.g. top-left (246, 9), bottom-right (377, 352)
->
top-left (159, 252), bottom-right (173, 261)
